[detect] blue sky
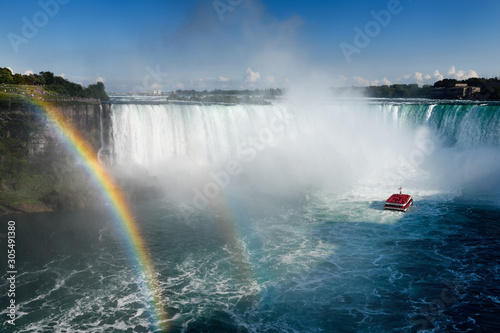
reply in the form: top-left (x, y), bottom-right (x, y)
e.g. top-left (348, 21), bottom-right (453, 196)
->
top-left (1, 0), bottom-right (499, 91)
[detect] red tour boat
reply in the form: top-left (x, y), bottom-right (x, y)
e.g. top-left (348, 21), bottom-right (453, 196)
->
top-left (384, 187), bottom-right (413, 212)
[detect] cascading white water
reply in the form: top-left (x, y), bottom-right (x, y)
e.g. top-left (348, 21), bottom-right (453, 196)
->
top-left (110, 100), bottom-right (500, 197)
top-left (111, 103), bottom-right (291, 168)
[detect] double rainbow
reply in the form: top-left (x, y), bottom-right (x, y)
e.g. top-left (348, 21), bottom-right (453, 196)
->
top-left (34, 100), bottom-right (168, 331)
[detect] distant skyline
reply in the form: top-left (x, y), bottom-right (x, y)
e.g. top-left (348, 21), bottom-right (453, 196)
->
top-left (1, 0), bottom-right (499, 92)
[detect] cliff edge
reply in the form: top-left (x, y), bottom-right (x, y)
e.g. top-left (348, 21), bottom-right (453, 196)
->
top-left (0, 97), bottom-right (112, 214)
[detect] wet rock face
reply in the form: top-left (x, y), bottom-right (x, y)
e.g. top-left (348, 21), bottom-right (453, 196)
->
top-left (0, 102), bottom-right (112, 214)
top-left (0, 103), bottom-right (111, 158)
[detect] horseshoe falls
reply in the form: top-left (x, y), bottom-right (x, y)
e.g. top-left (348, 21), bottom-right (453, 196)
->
top-left (3, 97), bottom-right (500, 332)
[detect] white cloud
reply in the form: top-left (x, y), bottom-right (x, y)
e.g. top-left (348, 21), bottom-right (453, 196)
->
top-left (446, 66), bottom-right (478, 80)
top-left (96, 74), bottom-right (106, 83)
top-left (433, 70), bottom-right (443, 81)
top-left (467, 70), bottom-right (478, 79)
top-left (411, 72), bottom-right (434, 86)
top-left (219, 76), bottom-right (229, 82)
top-left (455, 69), bottom-right (478, 80)
top-left (175, 82), bottom-right (184, 89)
top-left (60, 73), bottom-right (65, 78)
top-left (24, 70), bottom-right (33, 75)
top-left (455, 70), bottom-right (466, 80)
top-left (351, 76), bottom-right (388, 87)
top-left (396, 71), bottom-right (437, 86)
top-left (6, 67), bottom-right (13, 73)
top-left (244, 68), bottom-right (260, 83)
top-left (347, 67), bottom-right (478, 89)
top-left (414, 72), bottom-right (423, 82)
top-left (353, 76), bottom-right (370, 86)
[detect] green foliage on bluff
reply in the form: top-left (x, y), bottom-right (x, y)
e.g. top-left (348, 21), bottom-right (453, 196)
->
top-left (434, 77), bottom-right (500, 100)
top-left (363, 84), bottom-right (432, 98)
top-left (0, 67), bottom-right (109, 100)
top-left (334, 84), bottom-right (432, 98)
top-left (48, 76), bottom-right (109, 100)
top-left (335, 77), bottom-right (500, 100)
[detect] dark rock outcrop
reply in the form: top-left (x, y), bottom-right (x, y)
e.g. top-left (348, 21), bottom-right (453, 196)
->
top-left (0, 101), bottom-right (113, 214)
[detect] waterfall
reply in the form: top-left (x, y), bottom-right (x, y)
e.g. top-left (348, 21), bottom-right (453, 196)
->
top-left (110, 100), bottom-right (500, 194)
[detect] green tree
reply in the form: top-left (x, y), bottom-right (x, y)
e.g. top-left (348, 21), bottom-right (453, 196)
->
top-left (12, 73), bottom-right (25, 85)
top-left (34, 74), bottom-right (46, 85)
top-left (83, 81), bottom-right (109, 100)
top-left (23, 74), bottom-right (36, 85)
top-left (0, 67), bottom-right (14, 84)
top-left (434, 79), bottom-right (458, 87)
top-left (40, 71), bottom-right (55, 85)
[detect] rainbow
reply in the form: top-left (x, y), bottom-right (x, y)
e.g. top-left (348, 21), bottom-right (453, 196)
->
top-left (34, 100), bottom-right (168, 331)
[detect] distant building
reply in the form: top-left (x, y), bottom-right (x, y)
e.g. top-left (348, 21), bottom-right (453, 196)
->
top-left (430, 83), bottom-right (481, 99)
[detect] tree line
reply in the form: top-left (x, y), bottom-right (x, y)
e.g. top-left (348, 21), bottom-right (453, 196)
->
top-left (0, 67), bottom-right (109, 100)
top-left (434, 77), bottom-right (500, 99)
top-left (336, 77), bottom-right (500, 100)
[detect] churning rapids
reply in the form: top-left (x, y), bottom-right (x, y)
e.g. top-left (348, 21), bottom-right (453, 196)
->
top-left (2, 96), bottom-right (500, 332)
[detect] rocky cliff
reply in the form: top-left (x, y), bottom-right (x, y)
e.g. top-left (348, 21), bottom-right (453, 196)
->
top-left (0, 100), bottom-right (112, 214)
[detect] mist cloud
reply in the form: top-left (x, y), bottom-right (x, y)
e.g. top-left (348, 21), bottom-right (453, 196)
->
top-left (144, 0), bottom-right (307, 90)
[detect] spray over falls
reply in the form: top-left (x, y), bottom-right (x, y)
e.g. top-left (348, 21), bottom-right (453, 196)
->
top-left (110, 100), bottom-right (500, 203)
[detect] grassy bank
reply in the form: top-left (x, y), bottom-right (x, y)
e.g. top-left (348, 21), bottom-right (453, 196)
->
top-left (1, 84), bottom-right (102, 105)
